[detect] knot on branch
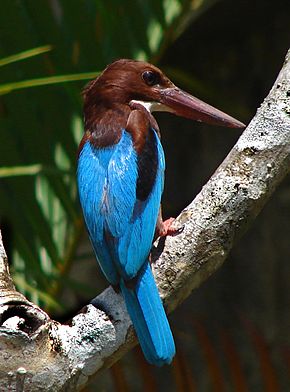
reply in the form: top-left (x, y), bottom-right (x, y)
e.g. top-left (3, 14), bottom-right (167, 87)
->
top-left (0, 302), bottom-right (49, 335)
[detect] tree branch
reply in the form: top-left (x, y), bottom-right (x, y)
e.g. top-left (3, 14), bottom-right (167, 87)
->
top-left (1, 49), bottom-right (289, 391)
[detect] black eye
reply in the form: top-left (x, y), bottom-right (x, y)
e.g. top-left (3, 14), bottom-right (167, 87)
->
top-left (142, 70), bottom-right (160, 86)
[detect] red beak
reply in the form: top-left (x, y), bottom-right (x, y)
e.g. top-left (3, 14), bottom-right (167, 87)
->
top-left (159, 87), bottom-right (245, 129)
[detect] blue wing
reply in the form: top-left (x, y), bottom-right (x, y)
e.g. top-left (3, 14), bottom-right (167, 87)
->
top-left (78, 128), bottom-right (175, 366)
top-left (77, 128), bottom-right (165, 283)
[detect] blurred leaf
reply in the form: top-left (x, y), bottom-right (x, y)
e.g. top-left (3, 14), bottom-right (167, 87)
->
top-left (220, 329), bottom-right (248, 392)
top-left (0, 72), bottom-right (99, 95)
top-left (172, 351), bottom-right (197, 391)
top-left (110, 362), bottom-right (129, 392)
top-left (0, 164), bottom-right (72, 178)
top-left (13, 269), bottom-right (63, 311)
top-left (0, 45), bottom-right (52, 67)
top-left (193, 320), bottom-right (225, 391)
top-left (134, 347), bottom-right (158, 391)
top-left (0, 164), bottom-right (44, 177)
top-left (239, 316), bottom-right (280, 391)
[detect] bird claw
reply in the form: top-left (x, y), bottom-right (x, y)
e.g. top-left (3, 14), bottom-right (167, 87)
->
top-left (157, 218), bottom-right (184, 238)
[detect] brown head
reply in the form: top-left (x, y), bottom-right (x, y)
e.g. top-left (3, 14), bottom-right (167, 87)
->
top-left (83, 59), bottom-right (245, 130)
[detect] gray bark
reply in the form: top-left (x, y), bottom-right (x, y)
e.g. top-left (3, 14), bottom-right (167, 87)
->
top-left (0, 49), bottom-right (289, 391)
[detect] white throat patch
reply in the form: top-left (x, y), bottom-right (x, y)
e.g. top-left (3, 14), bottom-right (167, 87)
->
top-left (129, 100), bottom-right (173, 114)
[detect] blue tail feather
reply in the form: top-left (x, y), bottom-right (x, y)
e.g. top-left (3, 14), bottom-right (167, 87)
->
top-left (120, 261), bottom-right (175, 366)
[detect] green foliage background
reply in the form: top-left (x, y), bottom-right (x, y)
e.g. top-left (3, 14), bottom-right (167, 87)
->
top-left (0, 0), bottom-right (205, 310)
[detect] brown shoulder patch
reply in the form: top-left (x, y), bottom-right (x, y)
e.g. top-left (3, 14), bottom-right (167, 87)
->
top-left (126, 109), bottom-right (150, 154)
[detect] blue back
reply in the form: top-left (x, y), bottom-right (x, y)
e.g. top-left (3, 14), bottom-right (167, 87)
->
top-left (77, 129), bottom-right (165, 284)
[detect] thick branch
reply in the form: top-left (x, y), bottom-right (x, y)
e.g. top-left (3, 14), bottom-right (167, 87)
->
top-left (0, 49), bottom-right (289, 391)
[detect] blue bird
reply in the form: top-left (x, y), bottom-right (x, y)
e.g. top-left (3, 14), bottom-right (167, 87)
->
top-left (77, 59), bottom-right (244, 366)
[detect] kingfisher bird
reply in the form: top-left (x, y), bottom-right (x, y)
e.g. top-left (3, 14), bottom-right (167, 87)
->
top-left (77, 59), bottom-right (244, 366)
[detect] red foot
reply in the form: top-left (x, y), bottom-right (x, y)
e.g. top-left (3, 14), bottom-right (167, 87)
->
top-left (157, 217), bottom-right (183, 238)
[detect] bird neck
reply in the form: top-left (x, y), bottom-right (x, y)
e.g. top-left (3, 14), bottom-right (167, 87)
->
top-left (83, 101), bottom-right (131, 148)
top-left (80, 94), bottom-right (161, 155)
